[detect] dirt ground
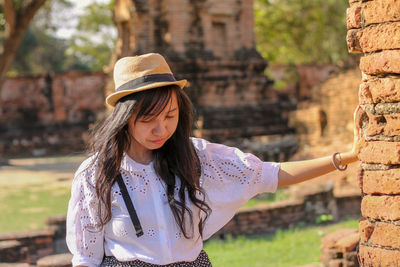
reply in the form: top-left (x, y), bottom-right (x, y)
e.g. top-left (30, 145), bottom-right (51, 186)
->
top-left (0, 155), bottom-right (86, 188)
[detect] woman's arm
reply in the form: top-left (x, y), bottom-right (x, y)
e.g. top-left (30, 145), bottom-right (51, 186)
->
top-left (278, 105), bottom-right (362, 188)
top-left (278, 151), bottom-right (357, 188)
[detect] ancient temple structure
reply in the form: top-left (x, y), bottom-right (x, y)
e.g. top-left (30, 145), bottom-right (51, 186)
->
top-left (113, 0), bottom-right (294, 143)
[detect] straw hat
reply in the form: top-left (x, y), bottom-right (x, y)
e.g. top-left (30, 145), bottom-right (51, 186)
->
top-left (106, 53), bottom-right (187, 107)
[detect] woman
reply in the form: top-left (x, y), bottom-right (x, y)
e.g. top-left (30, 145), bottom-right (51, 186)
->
top-left (66, 53), bottom-right (360, 267)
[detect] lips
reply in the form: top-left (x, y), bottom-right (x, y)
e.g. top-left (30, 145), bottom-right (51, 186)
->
top-left (151, 138), bottom-right (166, 145)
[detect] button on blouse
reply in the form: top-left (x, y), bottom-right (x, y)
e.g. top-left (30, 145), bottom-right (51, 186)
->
top-left (66, 137), bottom-right (280, 267)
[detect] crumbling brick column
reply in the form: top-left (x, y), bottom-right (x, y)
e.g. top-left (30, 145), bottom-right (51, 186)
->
top-left (347, 0), bottom-right (400, 266)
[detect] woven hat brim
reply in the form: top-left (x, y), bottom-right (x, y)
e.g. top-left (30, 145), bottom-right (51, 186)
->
top-left (106, 79), bottom-right (187, 107)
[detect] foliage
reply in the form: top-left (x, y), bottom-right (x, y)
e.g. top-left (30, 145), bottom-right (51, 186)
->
top-left (316, 213), bottom-right (334, 224)
top-left (33, 0), bottom-right (73, 35)
top-left (4, 0), bottom-right (89, 75)
top-left (9, 26), bottom-right (74, 75)
top-left (254, 0), bottom-right (350, 65)
top-left (68, 0), bottom-right (116, 71)
top-left (5, 0), bottom-right (116, 75)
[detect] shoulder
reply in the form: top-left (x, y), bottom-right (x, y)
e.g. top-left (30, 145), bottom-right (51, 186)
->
top-left (74, 154), bottom-right (99, 185)
top-left (190, 137), bottom-right (245, 159)
top-left (190, 137), bottom-right (210, 151)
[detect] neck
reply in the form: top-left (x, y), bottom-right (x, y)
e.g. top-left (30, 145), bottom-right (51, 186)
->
top-left (126, 145), bottom-right (153, 165)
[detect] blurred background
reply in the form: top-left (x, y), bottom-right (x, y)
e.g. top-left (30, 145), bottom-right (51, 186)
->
top-left (0, 1), bottom-right (362, 266)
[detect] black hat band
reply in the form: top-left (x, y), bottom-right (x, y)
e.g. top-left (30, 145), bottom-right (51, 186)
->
top-left (116, 73), bottom-right (177, 92)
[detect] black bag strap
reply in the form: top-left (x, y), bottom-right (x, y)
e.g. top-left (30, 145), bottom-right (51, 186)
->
top-left (116, 173), bottom-right (144, 237)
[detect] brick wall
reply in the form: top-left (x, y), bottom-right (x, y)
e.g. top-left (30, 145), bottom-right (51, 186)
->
top-left (0, 72), bottom-right (106, 157)
top-left (347, 0), bottom-right (400, 265)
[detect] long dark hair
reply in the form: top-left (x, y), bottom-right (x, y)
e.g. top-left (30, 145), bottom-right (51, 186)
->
top-left (87, 85), bottom-right (211, 238)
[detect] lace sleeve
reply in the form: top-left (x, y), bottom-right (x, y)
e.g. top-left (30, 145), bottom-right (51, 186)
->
top-left (191, 138), bottom-right (280, 240)
top-left (66, 157), bottom-right (105, 267)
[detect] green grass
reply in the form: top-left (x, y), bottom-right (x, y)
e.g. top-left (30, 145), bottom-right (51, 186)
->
top-left (0, 184), bottom-right (70, 233)
top-left (243, 189), bottom-right (291, 208)
top-left (204, 218), bottom-right (359, 267)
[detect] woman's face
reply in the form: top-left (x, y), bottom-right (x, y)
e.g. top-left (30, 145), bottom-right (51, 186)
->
top-left (128, 91), bottom-right (179, 156)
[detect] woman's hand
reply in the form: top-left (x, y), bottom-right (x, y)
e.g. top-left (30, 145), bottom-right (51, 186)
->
top-left (351, 105), bottom-right (363, 156)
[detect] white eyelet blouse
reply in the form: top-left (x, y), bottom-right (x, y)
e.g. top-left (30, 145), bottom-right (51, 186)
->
top-left (66, 137), bottom-right (280, 267)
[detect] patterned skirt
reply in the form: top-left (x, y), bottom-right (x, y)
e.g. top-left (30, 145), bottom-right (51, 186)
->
top-left (100, 250), bottom-right (212, 267)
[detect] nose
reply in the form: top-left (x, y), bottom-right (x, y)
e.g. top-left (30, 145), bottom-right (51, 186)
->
top-left (152, 120), bottom-right (167, 136)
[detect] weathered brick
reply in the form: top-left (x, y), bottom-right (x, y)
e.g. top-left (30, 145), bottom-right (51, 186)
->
top-left (361, 195), bottom-right (400, 221)
top-left (363, 0), bottom-right (400, 26)
top-left (360, 50), bottom-right (400, 75)
top-left (346, 4), bottom-right (362, 29)
top-left (359, 244), bottom-right (400, 267)
top-left (346, 29), bottom-right (362, 53)
top-left (362, 169), bottom-right (400, 194)
top-left (321, 228), bottom-right (358, 249)
top-left (359, 141), bottom-right (400, 164)
top-left (360, 220), bottom-right (400, 249)
top-left (357, 22), bottom-right (400, 53)
top-left (364, 112), bottom-right (400, 137)
top-left (359, 77), bottom-right (400, 104)
top-left (335, 232), bottom-right (359, 253)
top-left (328, 259), bottom-right (345, 267)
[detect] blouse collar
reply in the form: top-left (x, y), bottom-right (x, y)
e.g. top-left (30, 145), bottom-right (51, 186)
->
top-left (121, 153), bottom-right (154, 172)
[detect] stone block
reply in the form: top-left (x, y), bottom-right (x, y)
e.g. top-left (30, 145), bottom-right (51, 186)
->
top-left (363, 0), bottom-right (400, 26)
top-left (357, 22), bottom-right (400, 52)
top-left (344, 251), bottom-right (358, 263)
top-left (346, 29), bottom-right (362, 53)
top-left (359, 77), bottom-right (400, 104)
top-left (346, 4), bottom-right (362, 29)
top-left (336, 232), bottom-right (360, 253)
top-left (0, 240), bottom-right (28, 262)
top-left (321, 229), bottom-right (358, 249)
top-left (359, 220), bottom-right (400, 249)
top-left (328, 259), bottom-right (345, 267)
top-left (362, 169), bottom-right (400, 194)
top-left (364, 112), bottom-right (400, 137)
top-left (36, 253), bottom-right (73, 267)
top-left (359, 244), bottom-right (400, 267)
top-left (360, 50), bottom-right (400, 75)
top-left (359, 141), bottom-right (400, 164)
top-left (361, 195), bottom-right (400, 221)
top-left (0, 264), bottom-right (30, 267)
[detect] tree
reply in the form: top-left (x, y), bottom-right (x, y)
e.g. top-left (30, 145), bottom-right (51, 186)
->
top-left (8, 0), bottom-right (86, 75)
top-left (0, 0), bottom-right (47, 89)
top-left (10, 25), bottom-right (76, 75)
top-left (254, 0), bottom-right (350, 65)
top-left (68, 1), bottom-right (116, 71)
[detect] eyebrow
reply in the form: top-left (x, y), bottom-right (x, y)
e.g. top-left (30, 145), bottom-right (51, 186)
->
top-left (168, 108), bottom-right (178, 113)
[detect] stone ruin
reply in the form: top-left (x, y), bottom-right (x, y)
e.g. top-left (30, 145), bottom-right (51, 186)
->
top-left (0, 0), bottom-right (297, 161)
top-left (0, 72), bottom-right (106, 157)
top-left (112, 0), bottom-right (297, 159)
